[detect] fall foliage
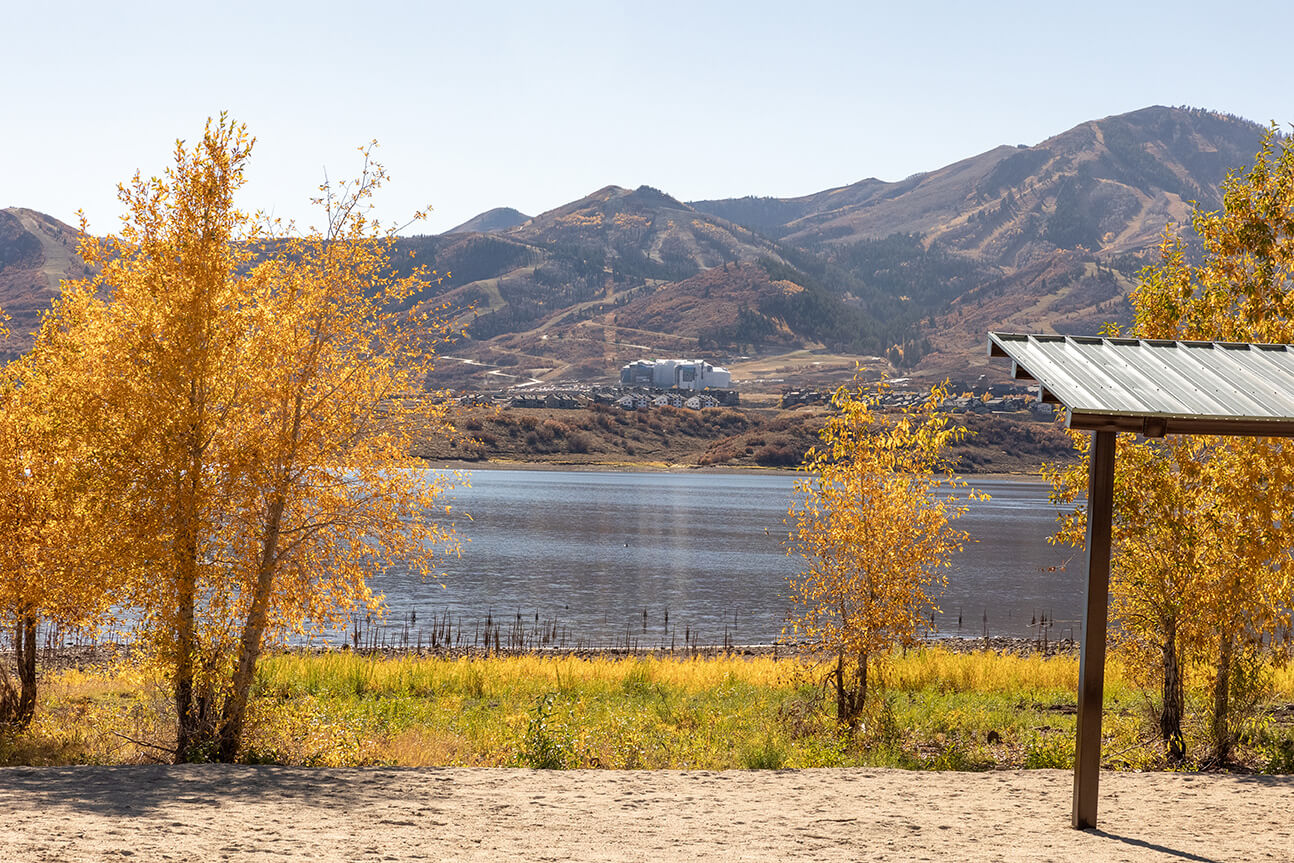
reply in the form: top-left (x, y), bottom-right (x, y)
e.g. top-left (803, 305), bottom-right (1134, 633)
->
top-left (785, 381), bottom-right (977, 726)
top-left (0, 309), bottom-right (123, 728)
top-left (1048, 126), bottom-right (1294, 763)
top-left (28, 116), bottom-right (461, 761)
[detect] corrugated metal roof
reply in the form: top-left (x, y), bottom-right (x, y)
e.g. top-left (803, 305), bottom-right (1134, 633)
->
top-left (987, 332), bottom-right (1294, 437)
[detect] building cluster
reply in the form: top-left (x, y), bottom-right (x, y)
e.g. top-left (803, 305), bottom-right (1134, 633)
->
top-left (614, 392), bottom-right (723, 411)
top-left (943, 394), bottom-right (1054, 419)
top-left (779, 389), bottom-right (831, 408)
top-left (619, 358), bottom-right (732, 391)
top-left (779, 384), bottom-right (1054, 419)
top-left (451, 385), bottom-right (739, 411)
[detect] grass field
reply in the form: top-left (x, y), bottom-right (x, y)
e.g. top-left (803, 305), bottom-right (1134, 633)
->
top-left (3, 648), bottom-right (1292, 772)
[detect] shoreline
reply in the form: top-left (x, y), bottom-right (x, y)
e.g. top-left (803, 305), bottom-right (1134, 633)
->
top-left (24, 635), bottom-right (1079, 673)
top-left (422, 457), bottom-right (1051, 483)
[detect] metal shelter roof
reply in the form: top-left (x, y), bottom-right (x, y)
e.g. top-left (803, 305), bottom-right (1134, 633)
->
top-left (987, 330), bottom-right (1294, 828)
top-left (988, 332), bottom-right (1294, 438)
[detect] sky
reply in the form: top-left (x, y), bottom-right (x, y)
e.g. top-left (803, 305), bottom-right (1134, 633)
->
top-left (5, 1), bottom-right (1293, 235)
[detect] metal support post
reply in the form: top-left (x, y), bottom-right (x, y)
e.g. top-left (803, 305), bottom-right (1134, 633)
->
top-left (1073, 430), bottom-right (1115, 829)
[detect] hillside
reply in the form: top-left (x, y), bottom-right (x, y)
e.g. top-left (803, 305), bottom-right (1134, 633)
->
top-left (407, 107), bottom-right (1270, 389)
top-left (0, 208), bottom-right (91, 356)
top-left (696, 107), bottom-right (1260, 257)
top-left (411, 402), bottom-right (1076, 475)
top-left (693, 106), bottom-right (1268, 377)
top-left (0, 106), bottom-right (1272, 387)
top-left (394, 185), bottom-right (891, 389)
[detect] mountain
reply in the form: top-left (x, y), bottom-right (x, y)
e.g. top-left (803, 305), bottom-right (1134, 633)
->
top-left (0, 107), bottom-right (1272, 386)
top-left (446, 207), bottom-right (531, 234)
top-left (694, 107), bottom-right (1261, 257)
top-left (393, 185), bottom-right (889, 386)
top-left (508, 184), bottom-right (785, 270)
top-left (0, 208), bottom-right (92, 356)
top-left (405, 108), bottom-right (1270, 388)
top-left (692, 106), bottom-right (1267, 376)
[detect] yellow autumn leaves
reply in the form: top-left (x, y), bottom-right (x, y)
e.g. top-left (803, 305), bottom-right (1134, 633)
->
top-left (0, 116), bottom-right (459, 760)
top-left (785, 381), bottom-right (981, 727)
top-left (1049, 127), bottom-right (1294, 764)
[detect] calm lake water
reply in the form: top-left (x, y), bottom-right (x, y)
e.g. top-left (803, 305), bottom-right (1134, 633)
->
top-left (347, 469), bottom-right (1082, 649)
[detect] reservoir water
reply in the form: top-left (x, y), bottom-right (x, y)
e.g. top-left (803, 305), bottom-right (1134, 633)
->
top-left (351, 469), bottom-right (1081, 648)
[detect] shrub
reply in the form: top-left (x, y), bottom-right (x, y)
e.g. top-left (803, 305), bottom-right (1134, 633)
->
top-left (516, 692), bottom-right (573, 769)
top-left (740, 731), bottom-right (788, 769)
top-left (1023, 732), bottom-right (1074, 769)
top-left (755, 444), bottom-right (799, 467)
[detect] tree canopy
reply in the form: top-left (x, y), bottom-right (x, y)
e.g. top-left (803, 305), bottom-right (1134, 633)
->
top-left (786, 381), bottom-right (977, 726)
top-left (1048, 127), bottom-right (1294, 763)
top-left (3, 116), bottom-right (461, 760)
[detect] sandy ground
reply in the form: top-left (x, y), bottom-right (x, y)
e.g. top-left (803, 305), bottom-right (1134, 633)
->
top-left (0, 766), bottom-right (1289, 862)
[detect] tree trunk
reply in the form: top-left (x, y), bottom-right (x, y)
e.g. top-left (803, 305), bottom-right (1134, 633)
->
top-left (1160, 625), bottom-right (1185, 763)
top-left (1210, 637), bottom-right (1234, 763)
top-left (216, 493), bottom-right (286, 763)
top-left (2, 614), bottom-right (38, 729)
top-left (835, 652), bottom-right (868, 729)
top-left (172, 365), bottom-right (216, 763)
top-left (15, 613), bottom-right (36, 727)
top-left (834, 654), bottom-right (845, 723)
top-left (174, 529), bottom-right (208, 762)
top-left (217, 391), bottom-right (302, 763)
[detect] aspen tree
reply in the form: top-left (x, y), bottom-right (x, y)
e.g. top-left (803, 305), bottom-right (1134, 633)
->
top-left (0, 383), bottom-right (51, 727)
top-left (0, 303), bottom-right (120, 727)
top-left (786, 382), bottom-right (975, 727)
top-left (1050, 127), bottom-right (1294, 762)
top-left (65, 117), bottom-right (458, 761)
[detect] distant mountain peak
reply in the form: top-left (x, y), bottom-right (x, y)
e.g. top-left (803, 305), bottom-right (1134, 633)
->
top-left (446, 207), bottom-right (530, 234)
top-left (625, 185), bottom-right (687, 209)
top-left (528, 184), bottom-right (694, 226)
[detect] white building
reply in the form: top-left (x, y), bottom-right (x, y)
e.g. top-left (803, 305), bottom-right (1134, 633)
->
top-left (618, 358), bottom-right (731, 390)
top-left (684, 394), bottom-right (719, 410)
top-left (616, 393), bottom-right (651, 410)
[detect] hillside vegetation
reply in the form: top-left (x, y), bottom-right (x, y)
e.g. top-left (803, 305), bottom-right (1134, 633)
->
top-left (411, 403), bottom-right (1077, 475)
top-left (1, 106), bottom-right (1270, 382)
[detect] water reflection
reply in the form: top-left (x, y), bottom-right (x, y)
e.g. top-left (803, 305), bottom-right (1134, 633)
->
top-left (348, 469), bottom-right (1081, 649)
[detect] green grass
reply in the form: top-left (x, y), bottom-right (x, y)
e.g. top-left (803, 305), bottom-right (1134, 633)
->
top-left (2, 648), bottom-right (1291, 772)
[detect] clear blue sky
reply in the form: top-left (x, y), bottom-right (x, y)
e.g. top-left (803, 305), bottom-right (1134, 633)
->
top-left (5, 0), bottom-right (1291, 235)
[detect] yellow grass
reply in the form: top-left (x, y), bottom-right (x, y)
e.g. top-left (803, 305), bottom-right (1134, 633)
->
top-left (2, 647), bottom-right (1289, 772)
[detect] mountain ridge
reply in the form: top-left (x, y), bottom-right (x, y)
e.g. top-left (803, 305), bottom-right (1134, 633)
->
top-left (1, 106), bottom-right (1273, 383)
top-left (447, 206), bottom-right (531, 234)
